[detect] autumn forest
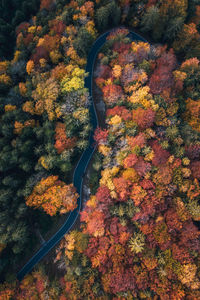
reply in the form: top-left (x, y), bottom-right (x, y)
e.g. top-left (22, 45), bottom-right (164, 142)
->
top-left (0, 0), bottom-right (200, 299)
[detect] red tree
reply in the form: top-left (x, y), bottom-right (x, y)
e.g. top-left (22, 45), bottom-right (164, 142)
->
top-left (50, 20), bottom-right (65, 35)
top-left (132, 108), bottom-right (155, 129)
top-left (81, 210), bottom-right (106, 237)
top-left (94, 127), bottom-right (109, 144)
top-left (165, 208), bottom-right (183, 232)
top-left (186, 144), bottom-right (200, 160)
top-left (96, 185), bottom-right (112, 204)
top-left (150, 140), bottom-right (170, 166)
top-left (23, 33), bottom-right (34, 47)
top-left (172, 243), bottom-right (192, 264)
top-left (16, 22), bottom-right (29, 35)
top-left (113, 41), bottom-right (132, 53)
top-left (97, 65), bottom-right (112, 79)
top-left (149, 50), bottom-right (177, 95)
top-left (123, 153), bottom-right (138, 168)
top-left (108, 268), bottom-right (136, 294)
top-left (107, 106), bottom-right (132, 121)
top-left (134, 157), bottom-right (151, 177)
top-left (113, 177), bottom-right (132, 201)
top-left (140, 179), bottom-right (155, 190)
top-left (102, 84), bottom-right (124, 105)
top-left (54, 122), bottom-right (76, 154)
top-left (127, 133), bottom-right (147, 148)
top-left (31, 46), bottom-right (49, 64)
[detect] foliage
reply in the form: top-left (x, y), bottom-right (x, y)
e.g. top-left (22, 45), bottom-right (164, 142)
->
top-left (1, 0), bottom-right (200, 297)
top-left (0, 0), bottom-right (94, 278)
top-left (61, 66), bottom-right (88, 93)
top-left (55, 30), bottom-right (200, 298)
top-left (54, 122), bottom-right (77, 154)
top-left (26, 176), bottom-right (78, 216)
top-left (0, 0), bottom-right (40, 59)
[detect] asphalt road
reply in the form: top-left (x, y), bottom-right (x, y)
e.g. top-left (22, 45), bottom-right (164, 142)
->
top-left (17, 28), bottom-right (146, 281)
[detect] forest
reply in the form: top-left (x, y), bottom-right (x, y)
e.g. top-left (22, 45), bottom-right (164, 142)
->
top-left (0, 0), bottom-right (200, 299)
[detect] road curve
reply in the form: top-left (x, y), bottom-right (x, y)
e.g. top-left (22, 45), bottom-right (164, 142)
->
top-left (17, 28), bottom-right (147, 281)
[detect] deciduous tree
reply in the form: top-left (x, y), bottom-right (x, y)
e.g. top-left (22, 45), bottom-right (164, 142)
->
top-left (26, 176), bottom-right (78, 216)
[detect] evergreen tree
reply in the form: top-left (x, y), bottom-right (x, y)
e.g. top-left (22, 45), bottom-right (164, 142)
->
top-left (141, 6), bottom-right (160, 33)
top-left (164, 17), bottom-right (185, 41)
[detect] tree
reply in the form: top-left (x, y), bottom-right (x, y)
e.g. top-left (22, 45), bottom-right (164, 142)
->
top-left (31, 46), bottom-right (49, 64)
top-left (54, 122), bottom-right (76, 154)
top-left (73, 27), bottom-right (94, 57)
top-left (112, 64), bottom-right (122, 78)
top-left (153, 165), bottom-right (172, 185)
top-left (49, 19), bottom-right (65, 35)
top-left (107, 106), bottom-right (132, 121)
top-left (102, 84), bottom-right (124, 106)
top-left (149, 50), bottom-right (177, 95)
top-left (51, 63), bottom-right (69, 81)
top-left (61, 66), bottom-right (87, 93)
top-left (32, 77), bottom-right (59, 120)
top-left (95, 1), bottom-right (121, 32)
top-left (40, 0), bottom-right (54, 11)
top-left (191, 161), bottom-right (200, 179)
top-left (185, 144), bottom-right (200, 160)
top-left (173, 23), bottom-right (199, 52)
top-left (132, 108), bottom-right (155, 130)
top-left (26, 176), bottom-right (78, 216)
top-left (150, 140), bottom-right (170, 166)
top-left (129, 232), bottom-right (145, 253)
top-left (172, 243), bottom-right (191, 264)
top-left (105, 268), bottom-right (136, 294)
top-left (94, 127), bottom-right (108, 144)
top-left (178, 264), bottom-right (199, 288)
top-left (184, 98), bottom-right (200, 132)
top-left (113, 177), bottom-right (132, 201)
top-left (141, 6), bottom-right (160, 33)
top-left (26, 60), bottom-right (34, 74)
top-left (164, 17), bottom-right (185, 41)
top-left (39, 34), bottom-right (60, 52)
top-left (81, 210), bottom-right (105, 237)
top-left (123, 153), bottom-right (138, 168)
top-left (134, 157), bottom-right (151, 177)
top-left (96, 185), bottom-right (112, 204)
top-left (95, 6), bottom-right (109, 31)
top-left (127, 133), bottom-right (147, 148)
top-left (181, 57), bottom-right (199, 70)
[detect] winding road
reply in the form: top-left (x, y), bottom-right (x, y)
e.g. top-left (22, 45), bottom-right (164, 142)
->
top-left (17, 28), bottom-right (146, 281)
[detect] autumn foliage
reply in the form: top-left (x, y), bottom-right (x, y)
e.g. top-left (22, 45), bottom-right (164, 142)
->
top-left (55, 30), bottom-right (200, 298)
top-left (26, 176), bottom-right (78, 216)
top-left (1, 0), bottom-right (200, 296)
top-left (54, 122), bottom-right (77, 154)
top-left (102, 84), bottom-right (124, 105)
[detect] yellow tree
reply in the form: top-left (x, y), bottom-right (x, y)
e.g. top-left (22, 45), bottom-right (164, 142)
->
top-left (61, 66), bottom-right (88, 93)
top-left (32, 77), bottom-right (60, 120)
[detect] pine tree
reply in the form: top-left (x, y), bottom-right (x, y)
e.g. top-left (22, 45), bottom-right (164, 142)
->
top-left (164, 17), bottom-right (185, 41)
top-left (141, 6), bottom-right (160, 32)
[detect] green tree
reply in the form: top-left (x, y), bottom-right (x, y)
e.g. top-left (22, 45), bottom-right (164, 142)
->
top-left (73, 27), bottom-right (94, 57)
top-left (95, 6), bottom-right (110, 31)
top-left (95, 1), bottom-right (121, 32)
top-left (141, 6), bottom-right (160, 33)
top-left (164, 17), bottom-right (185, 41)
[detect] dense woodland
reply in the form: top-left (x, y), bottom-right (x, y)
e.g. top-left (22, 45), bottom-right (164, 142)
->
top-left (0, 0), bottom-right (200, 299)
top-left (0, 0), bottom-right (41, 59)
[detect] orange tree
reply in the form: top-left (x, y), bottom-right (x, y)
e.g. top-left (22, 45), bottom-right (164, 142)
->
top-left (26, 176), bottom-right (78, 216)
